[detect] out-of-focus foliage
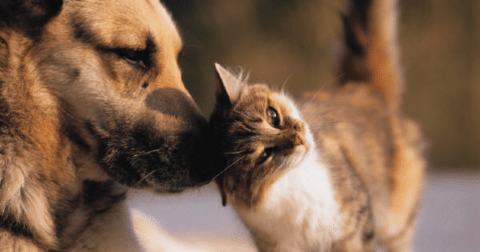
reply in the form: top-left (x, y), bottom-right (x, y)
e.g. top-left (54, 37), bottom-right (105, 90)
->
top-left (163, 0), bottom-right (480, 168)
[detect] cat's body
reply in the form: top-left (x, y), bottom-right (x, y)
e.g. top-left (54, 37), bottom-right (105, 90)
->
top-left (209, 0), bottom-right (425, 251)
top-left (222, 85), bottom-right (345, 251)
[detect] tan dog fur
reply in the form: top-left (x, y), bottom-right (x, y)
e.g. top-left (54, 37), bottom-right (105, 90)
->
top-left (0, 0), bottom-right (220, 251)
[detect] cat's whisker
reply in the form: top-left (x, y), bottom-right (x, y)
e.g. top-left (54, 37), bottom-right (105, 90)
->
top-left (305, 73), bottom-right (346, 105)
top-left (210, 156), bottom-right (245, 183)
top-left (224, 150), bottom-right (249, 155)
top-left (280, 70), bottom-right (296, 93)
top-left (325, 72), bottom-right (346, 88)
top-left (233, 110), bottom-right (253, 120)
top-left (232, 139), bottom-right (250, 146)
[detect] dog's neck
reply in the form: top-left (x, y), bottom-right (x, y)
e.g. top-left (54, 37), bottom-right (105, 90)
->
top-left (0, 119), bottom-right (131, 251)
top-left (55, 180), bottom-right (125, 248)
top-left (66, 189), bottom-right (148, 252)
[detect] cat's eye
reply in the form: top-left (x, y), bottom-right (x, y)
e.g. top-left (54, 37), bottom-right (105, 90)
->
top-left (267, 107), bottom-right (279, 127)
top-left (257, 148), bottom-right (273, 165)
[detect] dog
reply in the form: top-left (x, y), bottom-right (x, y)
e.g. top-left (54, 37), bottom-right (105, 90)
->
top-left (0, 0), bottom-right (221, 251)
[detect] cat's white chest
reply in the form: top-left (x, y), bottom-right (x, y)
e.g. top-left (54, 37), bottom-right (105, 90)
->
top-left (237, 152), bottom-right (342, 251)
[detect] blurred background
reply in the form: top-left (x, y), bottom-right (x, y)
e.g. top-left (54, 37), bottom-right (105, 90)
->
top-left (160, 0), bottom-right (480, 169)
top-left (130, 1), bottom-right (480, 251)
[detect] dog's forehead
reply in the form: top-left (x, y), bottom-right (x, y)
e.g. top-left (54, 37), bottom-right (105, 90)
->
top-left (144, 0), bottom-right (182, 46)
top-left (148, 0), bottom-right (178, 33)
top-left (65, 0), bottom-right (182, 50)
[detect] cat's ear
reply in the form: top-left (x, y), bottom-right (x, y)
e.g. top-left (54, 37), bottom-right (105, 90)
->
top-left (215, 63), bottom-right (245, 107)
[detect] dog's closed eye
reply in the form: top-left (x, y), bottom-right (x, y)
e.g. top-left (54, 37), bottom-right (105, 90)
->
top-left (113, 47), bottom-right (150, 69)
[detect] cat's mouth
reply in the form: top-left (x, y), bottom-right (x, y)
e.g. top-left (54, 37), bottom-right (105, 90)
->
top-left (286, 141), bottom-right (310, 168)
top-left (216, 141), bottom-right (312, 208)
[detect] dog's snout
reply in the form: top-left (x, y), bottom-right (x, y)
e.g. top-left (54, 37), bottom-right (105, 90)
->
top-left (144, 87), bottom-right (223, 185)
top-left (145, 88), bottom-right (206, 126)
top-left (173, 119), bottom-right (225, 186)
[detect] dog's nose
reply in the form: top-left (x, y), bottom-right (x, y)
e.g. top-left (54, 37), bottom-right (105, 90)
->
top-left (145, 87), bottom-right (206, 126)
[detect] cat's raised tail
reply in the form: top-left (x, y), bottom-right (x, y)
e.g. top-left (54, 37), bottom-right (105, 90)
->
top-left (340, 1), bottom-right (426, 248)
top-left (339, 0), bottom-right (403, 110)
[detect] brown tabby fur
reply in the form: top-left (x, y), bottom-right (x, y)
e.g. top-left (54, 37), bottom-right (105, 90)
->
top-left (0, 0), bottom-right (220, 251)
top-left (210, 0), bottom-right (425, 251)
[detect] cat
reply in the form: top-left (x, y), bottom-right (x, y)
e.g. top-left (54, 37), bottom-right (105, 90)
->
top-left (208, 0), bottom-right (426, 251)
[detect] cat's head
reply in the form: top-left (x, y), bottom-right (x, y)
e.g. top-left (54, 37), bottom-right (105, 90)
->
top-left (210, 63), bottom-right (312, 208)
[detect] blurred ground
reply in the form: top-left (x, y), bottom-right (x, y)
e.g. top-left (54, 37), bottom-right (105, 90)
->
top-left (415, 171), bottom-right (480, 251)
top-left (128, 171), bottom-right (480, 252)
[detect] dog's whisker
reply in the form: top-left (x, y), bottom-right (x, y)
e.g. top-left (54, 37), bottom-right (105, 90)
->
top-left (57, 105), bottom-right (82, 122)
top-left (133, 169), bottom-right (158, 187)
top-left (133, 148), bottom-right (162, 158)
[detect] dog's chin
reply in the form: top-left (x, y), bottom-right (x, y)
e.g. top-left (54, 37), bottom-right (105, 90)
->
top-left (131, 171), bottom-right (212, 194)
top-left (98, 148), bottom-right (214, 192)
top-left (74, 96), bottom-right (225, 192)
top-left (90, 119), bottom-right (222, 192)
top-left (146, 185), bottom-right (191, 194)
top-left (133, 181), bottom-right (185, 194)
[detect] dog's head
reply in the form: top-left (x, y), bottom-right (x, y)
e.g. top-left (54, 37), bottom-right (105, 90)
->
top-left (0, 0), bottom-right (222, 192)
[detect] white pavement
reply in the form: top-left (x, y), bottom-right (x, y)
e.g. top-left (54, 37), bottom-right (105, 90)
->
top-left (128, 172), bottom-right (480, 252)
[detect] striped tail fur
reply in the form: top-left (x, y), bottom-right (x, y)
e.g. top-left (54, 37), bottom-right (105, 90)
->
top-left (340, 1), bottom-right (426, 251)
top-left (339, 0), bottom-right (403, 110)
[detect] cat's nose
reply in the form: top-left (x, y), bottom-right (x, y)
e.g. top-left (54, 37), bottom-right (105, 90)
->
top-left (294, 133), bottom-right (305, 147)
top-left (291, 121), bottom-right (306, 147)
top-left (274, 130), bottom-right (305, 150)
top-left (282, 131), bottom-right (304, 149)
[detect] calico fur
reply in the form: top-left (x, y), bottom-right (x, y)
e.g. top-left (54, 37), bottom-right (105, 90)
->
top-left (210, 0), bottom-right (425, 251)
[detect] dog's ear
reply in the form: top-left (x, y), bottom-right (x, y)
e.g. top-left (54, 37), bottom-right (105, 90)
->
top-left (0, 0), bottom-right (63, 33)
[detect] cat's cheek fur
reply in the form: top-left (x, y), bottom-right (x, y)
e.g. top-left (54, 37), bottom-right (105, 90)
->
top-left (235, 149), bottom-right (343, 251)
top-left (272, 93), bottom-right (303, 121)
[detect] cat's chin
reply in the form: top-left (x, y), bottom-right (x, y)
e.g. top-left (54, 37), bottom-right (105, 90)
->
top-left (286, 143), bottom-right (311, 169)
